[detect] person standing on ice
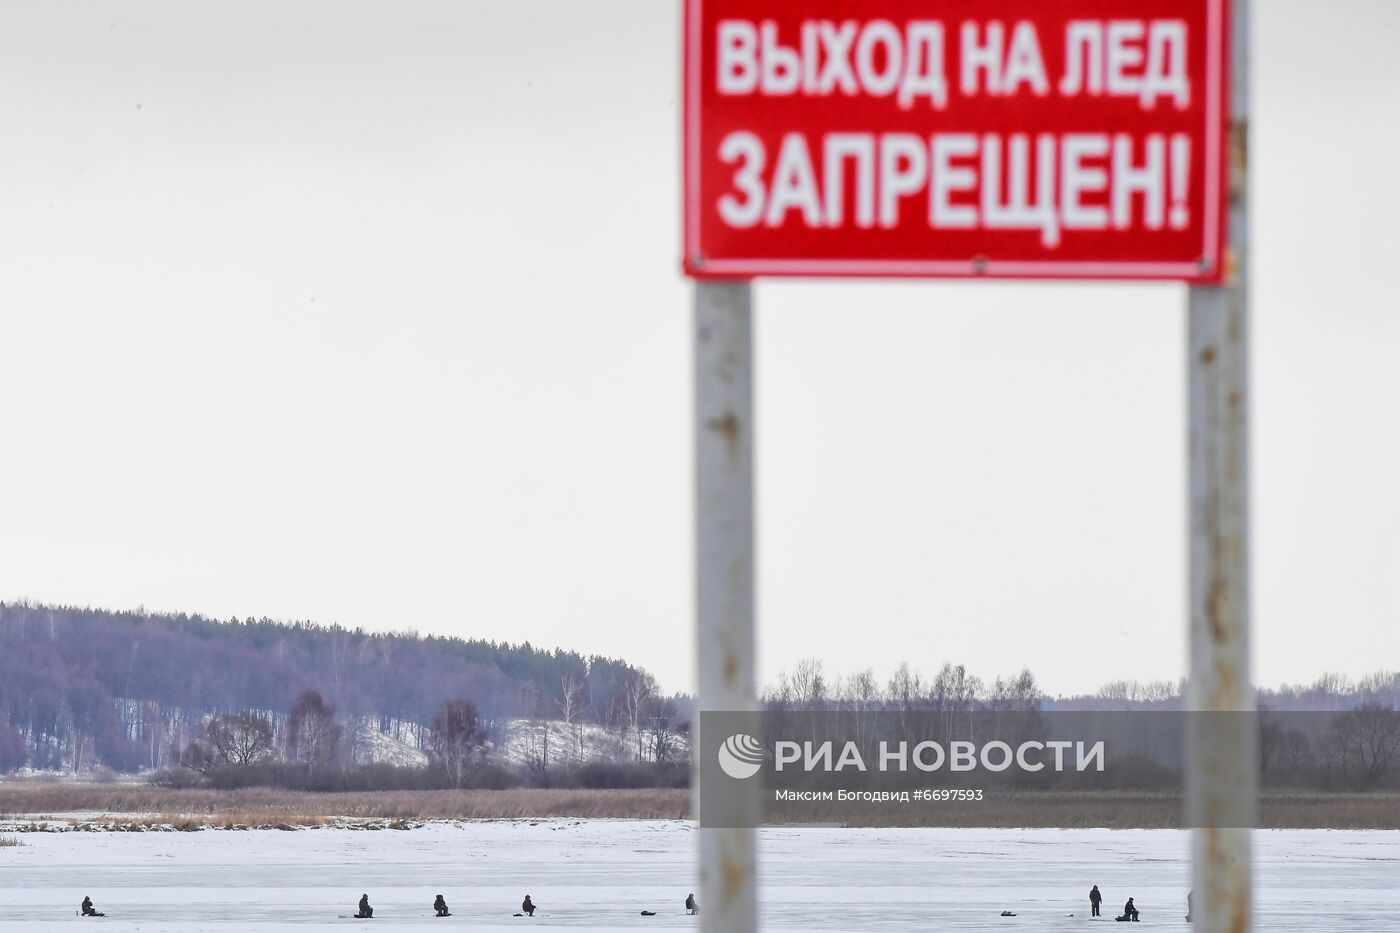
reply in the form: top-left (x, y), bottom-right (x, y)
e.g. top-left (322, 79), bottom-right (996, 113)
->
top-left (685, 893), bottom-right (699, 915)
top-left (521, 895), bottom-right (536, 917)
top-left (355, 894), bottom-right (374, 919)
top-left (1089, 885), bottom-right (1102, 917)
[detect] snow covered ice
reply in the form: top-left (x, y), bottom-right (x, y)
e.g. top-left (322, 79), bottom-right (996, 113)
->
top-left (4, 820), bottom-right (1398, 930)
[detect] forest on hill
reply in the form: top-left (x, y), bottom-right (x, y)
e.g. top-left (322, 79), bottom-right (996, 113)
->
top-left (4, 602), bottom-right (1394, 791)
top-left (0, 602), bottom-right (681, 778)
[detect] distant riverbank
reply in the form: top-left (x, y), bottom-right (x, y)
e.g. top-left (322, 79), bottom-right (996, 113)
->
top-left (3, 782), bottom-right (1399, 831)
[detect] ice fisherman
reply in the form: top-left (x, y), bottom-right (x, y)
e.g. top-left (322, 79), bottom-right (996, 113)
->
top-left (355, 894), bottom-right (374, 919)
top-left (686, 893), bottom-right (699, 915)
top-left (521, 895), bottom-right (536, 917)
top-left (80, 896), bottom-right (104, 917)
top-left (1089, 885), bottom-right (1102, 917)
top-left (1118, 896), bottom-right (1140, 922)
top-left (433, 894), bottom-right (450, 917)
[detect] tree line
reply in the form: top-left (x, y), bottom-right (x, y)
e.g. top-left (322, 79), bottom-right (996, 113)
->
top-left (762, 660), bottom-right (1400, 792)
top-left (3, 603), bottom-right (1394, 793)
top-left (763, 658), bottom-right (1400, 714)
top-left (0, 602), bottom-right (685, 782)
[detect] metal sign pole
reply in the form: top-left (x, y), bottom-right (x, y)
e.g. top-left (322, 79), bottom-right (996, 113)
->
top-left (694, 280), bottom-right (758, 933)
top-left (1187, 2), bottom-right (1254, 932)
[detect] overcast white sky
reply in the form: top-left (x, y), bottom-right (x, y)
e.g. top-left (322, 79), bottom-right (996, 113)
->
top-left (1, 1), bottom-right (1397, 697)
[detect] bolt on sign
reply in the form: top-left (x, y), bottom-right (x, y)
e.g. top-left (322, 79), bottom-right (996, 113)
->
top-left (683, 0), bottom-right (1230, 281)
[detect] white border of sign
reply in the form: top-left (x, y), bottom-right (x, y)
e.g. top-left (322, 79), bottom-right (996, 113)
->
top-left (684, 0), bottom-right (1226, 281)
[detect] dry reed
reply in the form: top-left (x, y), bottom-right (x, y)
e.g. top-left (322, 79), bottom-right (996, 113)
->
top-left (2, 783), bottom-right (1396, 829)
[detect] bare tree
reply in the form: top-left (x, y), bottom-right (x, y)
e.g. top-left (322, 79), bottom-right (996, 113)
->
top-left (558, 673), bottom-right (584, 762)
top-left (429, 699), bottom-right (488, 788)
top-left (790, 659), bottom-right (827, 708)
top-left (1009, 668), bottom-right (1041, 711)
top-left (620, 671), bottom-right (657, 761)
top-left (286, 690), bottom-right (342, 769)
top-left (768, 671), bottom-right (795, 711)
top-left (843, 668), bottom-right (879, 751)
top-left (932, 663), bottom-right (980, 742)
top-left (209, 711), bottom-right (275, 766)
top-left (849, 669), bottom-right (878, 707)
top-left (644, 697), bottom-right (679, 763)
top-left (1097, 680), bottom-right (1134, 704)
top-left (889, 663), bottom-right (923, 709)
top-left (788, 658), bottom-right (829, 742)
top-left (181, 711), bottom-right (274, 774)
top-left (519, 719), bottom-right (551, 777)
top-left (887, 663), bottom-right (925, 742)
top-left (1312, 673), bottom-right (1355, 711)
top-left (1323, 703), bottom-right (1400, 791)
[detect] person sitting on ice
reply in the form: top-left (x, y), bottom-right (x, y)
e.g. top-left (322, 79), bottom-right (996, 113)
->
top-left (685, 893), bottom-right (699, 915)
top-left (355, 894), bottom-right (374, 919)
top-left (1117, 896), bottom-right (1140, 921)
top-left (433, 894), bottom-right (450, 917)
top-left (80, 896), bottom-right (104, 917)
top-left (521, 895), bottom-right (536, 917)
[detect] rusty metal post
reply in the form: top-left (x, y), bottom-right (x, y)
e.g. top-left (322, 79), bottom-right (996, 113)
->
top-left (694, 280), bottom-right (758, 933)
top-left (1187, 2), bottom-right (1254, 931)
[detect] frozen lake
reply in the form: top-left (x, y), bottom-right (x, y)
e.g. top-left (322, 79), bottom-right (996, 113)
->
top-left (3, 821), bottom-right (1398, 931)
